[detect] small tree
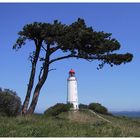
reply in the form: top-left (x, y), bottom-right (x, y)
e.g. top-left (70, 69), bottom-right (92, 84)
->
top-left (0, 89), bottom-right (21, 116)
top-left (88, 103), bottom-right (108, 114)
top-left (44, 103), bottom-right (72, 117)
top-left (14, 18), bottom-right (133, 115)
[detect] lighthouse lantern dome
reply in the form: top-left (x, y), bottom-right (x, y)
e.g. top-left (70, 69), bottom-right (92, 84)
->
top-left (69, 69), bottom-right (75, 77)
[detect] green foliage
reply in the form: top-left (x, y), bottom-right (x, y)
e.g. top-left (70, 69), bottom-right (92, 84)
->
top-left (88, 103), bottom-right (108, 114)
top-left (0, 88), bottom-right (21, 116)
top-left (56, 18), bottom-right (133, 69)
top-left (14, 18), bottom-right (133, 70)
top-left (44, 103), bottom-right (72, 117)
top-left (79, 103), bottom-right (88, 109)
top-left (79, 102), bottom-right (109, 115)
top-left (13, 21), bottom-right (67, 50)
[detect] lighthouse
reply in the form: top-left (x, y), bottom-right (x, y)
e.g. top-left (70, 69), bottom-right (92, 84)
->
top-left (67, 69), bottom-right (79, 110)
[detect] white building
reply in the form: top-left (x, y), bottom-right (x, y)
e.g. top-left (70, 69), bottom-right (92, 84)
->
top-left (67, 69), bottom-right (79, 110)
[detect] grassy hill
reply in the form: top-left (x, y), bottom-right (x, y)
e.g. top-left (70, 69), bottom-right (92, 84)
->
top-left (0, 109), bottom-right (140, 137)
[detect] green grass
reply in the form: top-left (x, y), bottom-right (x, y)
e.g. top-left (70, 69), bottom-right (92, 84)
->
top-left (0, 110), bottom-right (140, 137)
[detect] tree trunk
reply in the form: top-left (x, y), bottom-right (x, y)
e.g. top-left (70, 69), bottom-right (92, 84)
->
top-left (27, 65), bottom-right (49, 114)
top-left (27, 48), bottom-right (50, 114)
top-left (21, 44), bottom-right (41, 115)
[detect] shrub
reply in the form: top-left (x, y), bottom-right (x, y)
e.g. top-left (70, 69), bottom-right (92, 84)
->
top-left (0, 88), bottom-right (21, 116)
top-left (44, 103), bottom-right (72, 117)
top-left (88, 103), bottom-right (108, 115)
top-left (79, 103), bottom-right (88, 109)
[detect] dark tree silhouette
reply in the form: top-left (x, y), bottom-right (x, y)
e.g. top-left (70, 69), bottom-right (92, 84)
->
top-left (13, 18), bottom-right (133, 115)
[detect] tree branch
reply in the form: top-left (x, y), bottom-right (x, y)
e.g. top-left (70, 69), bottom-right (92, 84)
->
top-left (48, 68), bottom-right (56, 72)
top-left (38, 65), bottom-right (44, 81)
top-left (49, 54), bottom-right (97, 64)
top-left (41, 45), bottom-right (47, 52)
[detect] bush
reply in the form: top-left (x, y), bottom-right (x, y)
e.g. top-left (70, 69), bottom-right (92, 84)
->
top-left (44, 103), bottom-right (72, 117)
top-left (79, 103), bottom-right (88, 109)
top-left (88, 103), bottom-right (108, 115)
top-left (0, 88), bottom-right (21, 116)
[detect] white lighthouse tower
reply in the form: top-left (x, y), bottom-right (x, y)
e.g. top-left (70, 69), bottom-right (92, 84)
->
top-left (67, 69), bottom-right (79, 110)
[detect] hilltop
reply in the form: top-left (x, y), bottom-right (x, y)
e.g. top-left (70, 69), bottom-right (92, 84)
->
top-left (0, 109), bottom-right (140, 137)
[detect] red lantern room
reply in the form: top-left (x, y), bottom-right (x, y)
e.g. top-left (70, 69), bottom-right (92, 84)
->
top-left (69, 69), bottom-right (75, 77)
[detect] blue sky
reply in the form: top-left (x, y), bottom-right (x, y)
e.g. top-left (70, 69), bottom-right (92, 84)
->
top-left (0, 3), bottom-right (140, 113)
